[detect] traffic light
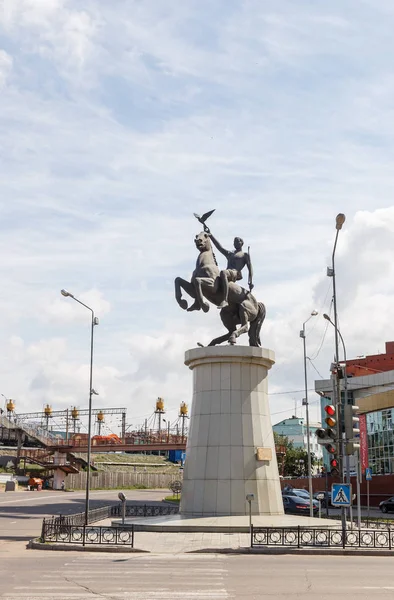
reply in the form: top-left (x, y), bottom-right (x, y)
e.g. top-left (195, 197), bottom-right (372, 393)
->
top-left (330, 457), bottom-right (339, 476)
top-left (316, 404), bottom-right (339, 473)
top-left (344, 404), bottom-right (360, 455)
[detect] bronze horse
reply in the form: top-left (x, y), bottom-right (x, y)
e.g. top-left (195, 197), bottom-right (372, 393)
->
top-left (174, 232), bottom-right (265, 346)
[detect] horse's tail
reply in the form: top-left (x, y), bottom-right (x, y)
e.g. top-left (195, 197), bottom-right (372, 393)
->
top-left (248, 302), bottom-right (266, 347)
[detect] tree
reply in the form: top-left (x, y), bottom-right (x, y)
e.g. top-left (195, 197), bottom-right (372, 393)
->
top-left (274, 433), bottom-right (317, 478)
top-left (283, 447), bottom-right (317, 478)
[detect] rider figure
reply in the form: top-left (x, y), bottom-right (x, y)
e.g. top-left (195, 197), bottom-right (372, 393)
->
top-left (208, 231), bottom-right (254, 308)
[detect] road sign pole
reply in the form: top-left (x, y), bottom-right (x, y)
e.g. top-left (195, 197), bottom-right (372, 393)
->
top-left (367, 478), bottom-right (370, 523)
top-left (356, 450), bottom-right (362, 529)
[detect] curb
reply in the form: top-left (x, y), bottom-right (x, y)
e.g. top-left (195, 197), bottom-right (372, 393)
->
top-left (28, 539), bottom-right (394, 557)
top-left (189, 546), bottom-right (394, 556)
top-left (28, 539), bottom-right (148, 553)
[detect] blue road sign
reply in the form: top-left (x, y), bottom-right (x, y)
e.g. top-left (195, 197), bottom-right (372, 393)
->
top-left (331, 483), bottom-right (352, 506)
top-left (365, 467), bottom-right (372, 481)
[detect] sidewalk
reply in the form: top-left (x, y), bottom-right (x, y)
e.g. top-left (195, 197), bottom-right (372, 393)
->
top-left (137, 530), bottom-right (251, 553)
top-left (89, 517), bottom-right (249, 553)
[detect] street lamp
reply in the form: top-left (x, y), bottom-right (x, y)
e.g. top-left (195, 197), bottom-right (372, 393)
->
top-left (323, 313), bottom-right (357, 528)
top-left (61, 289), bottom-right (99, 525)
top-left (300, 310), bottom-right (318, 517)
top-left (326, 214), bottom-right (346, 470)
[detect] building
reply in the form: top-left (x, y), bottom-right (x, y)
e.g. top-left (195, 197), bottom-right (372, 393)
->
top-left (272, 416), bottom-right (323, 464)
top-left (315, 341), bottom-right (394, 475)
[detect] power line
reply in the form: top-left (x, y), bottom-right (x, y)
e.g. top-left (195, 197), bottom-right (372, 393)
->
top-left (307, 357), bottom-right (325, 380)
top-left (270, 397), bottom-right (320, 417)
top-left (269, 388), bottom-right (316, 396)
top-left (308, 298), bottom-right (333, 361)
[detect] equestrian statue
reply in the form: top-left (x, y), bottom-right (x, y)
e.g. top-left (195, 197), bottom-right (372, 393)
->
top-left (174, 210), bottom-right (266, 347)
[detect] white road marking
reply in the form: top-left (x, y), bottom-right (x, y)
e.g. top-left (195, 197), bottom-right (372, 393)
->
top-left (361, 587), bottom-right (394, 590)
top-left (5, 555), bottom-right (230, 600)
top-left (0, 493), bottom-right (67, 506)
top-left (0, 489), bottom-right (122, 506)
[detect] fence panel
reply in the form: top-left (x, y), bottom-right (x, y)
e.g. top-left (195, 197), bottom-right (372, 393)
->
top-left (251, 525), bottom-right (394, 550)
top-left (41, 520), bottom-right (134, 547)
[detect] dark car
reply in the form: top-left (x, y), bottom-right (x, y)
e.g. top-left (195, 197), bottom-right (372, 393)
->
top-left (283, 489), bottom-right (319, 508)
top-left (379, 497), bottom-right (394, 513)
top-left (283, 495), bottom-right (318, 516)
top-left (313, 491), bottom-right (332, 508)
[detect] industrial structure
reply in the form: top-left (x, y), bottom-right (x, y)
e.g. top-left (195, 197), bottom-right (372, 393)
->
top-left (0, 397), bottom-right (189, 489)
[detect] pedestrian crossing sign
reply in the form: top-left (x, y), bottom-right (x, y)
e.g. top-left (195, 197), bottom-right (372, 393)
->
top-left (331, 483), bottom-right (352, 506)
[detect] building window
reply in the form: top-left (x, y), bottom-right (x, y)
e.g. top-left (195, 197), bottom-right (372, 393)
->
top-left (366, 409), bottom-right (394, 475)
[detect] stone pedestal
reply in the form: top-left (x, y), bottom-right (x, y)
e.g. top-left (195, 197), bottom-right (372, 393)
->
top-left (180, 346), bottom-right (283, 516)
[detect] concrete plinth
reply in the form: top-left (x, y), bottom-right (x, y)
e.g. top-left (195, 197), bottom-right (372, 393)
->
top-left (180, 346), bottom-right (284, 517)
top-left (117, 514), bottom-right (340, 533)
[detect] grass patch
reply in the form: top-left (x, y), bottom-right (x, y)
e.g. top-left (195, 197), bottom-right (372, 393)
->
top-left (164, 495), bottom-right (181, 503)
top-left (92, 453), bottom-right (169, 464)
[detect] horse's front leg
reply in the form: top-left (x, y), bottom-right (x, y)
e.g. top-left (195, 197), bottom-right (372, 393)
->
top-left (175, 277), bottom-right (196, 310)
top-left (188, 277), bottom-right (210, 313)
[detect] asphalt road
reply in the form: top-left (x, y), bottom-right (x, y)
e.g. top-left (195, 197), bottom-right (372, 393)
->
top-left (1, 551), bottom-right (394, 599)
top-left (0, 488), bottom-right (166, 548)
top-left (1, 490), bottom-right (394, 599)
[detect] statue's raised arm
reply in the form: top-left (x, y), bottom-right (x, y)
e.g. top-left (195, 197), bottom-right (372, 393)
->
top-left (208, 232), bottom-right (231, 259)
top-left (174, 210), bottom-right (265, 347)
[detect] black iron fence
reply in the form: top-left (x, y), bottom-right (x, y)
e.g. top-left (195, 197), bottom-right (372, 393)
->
top-left (40, 502), bottom-right (178, 546)
top-left (49, 505), bottom-right (112, 527)
top-left (41, 519), bottom-right (134, 547)
top-left (251, 525), bottom-right (394, 550)
top-left (48, 502), bottom-right (179, 528)
top-left (325, 514), bottom-right (394, 530)
top-left (110, 503), bottom-right (179, 518)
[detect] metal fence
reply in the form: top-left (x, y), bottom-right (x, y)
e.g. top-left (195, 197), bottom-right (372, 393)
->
top-left (50, 505), bottom-right (112, 527)
top-left (41, 519), bottom-right (134, 547)
top-left (251, 525), bottom-right (394, 550)
top-left (40, 502), bottom-right (178, 546)
top-left (110, 503), bottom-right (179, 518)
top-left (325, 514), bottom-right (394, 530)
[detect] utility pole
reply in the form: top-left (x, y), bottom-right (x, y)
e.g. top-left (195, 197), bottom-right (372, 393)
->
top-left (300, 310), bottom-right (318, 517)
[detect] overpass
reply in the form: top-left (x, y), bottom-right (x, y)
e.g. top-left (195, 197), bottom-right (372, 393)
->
top-left (49, 440), bottom-right (187, 453)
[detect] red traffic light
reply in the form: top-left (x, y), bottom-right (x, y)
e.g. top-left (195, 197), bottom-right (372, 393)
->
top-left (326, 444), bottom-right (336, 454)
top-left (330, 458), bottom-right (338, 468)
top-left (324, 404), bottom-right (336, 428)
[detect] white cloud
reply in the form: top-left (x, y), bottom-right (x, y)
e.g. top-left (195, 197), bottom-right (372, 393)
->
top-left (0, 49), bottom-right (12, 86)
top-left (0, 2), bottom-right (394, 431)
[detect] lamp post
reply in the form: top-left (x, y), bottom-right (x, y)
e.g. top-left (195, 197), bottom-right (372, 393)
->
top-left (323, 313), bottom-right (349, 529)
top-left (61, 289), bottom-right (99, 525)
top-left (326, 214), bottom-right (345, 475)
top-left (300, 310), bottom-right (318, 517)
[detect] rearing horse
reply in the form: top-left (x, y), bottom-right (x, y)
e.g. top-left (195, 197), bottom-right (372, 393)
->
top-left (174, 232), bottom-right (265, 346)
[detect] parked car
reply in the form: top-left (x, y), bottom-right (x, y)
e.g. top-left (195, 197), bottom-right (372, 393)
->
top-left (379, 497), bottom-right (394, 513)
top-left (282, 489), bottom-right (319, 507)
top-left (313, 491), bottom-right (332, 508)
top-left (282, 495), bottom-right (319, 516)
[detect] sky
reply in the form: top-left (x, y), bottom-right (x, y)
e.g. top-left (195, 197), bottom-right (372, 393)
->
top-left (1, 0), bottom-right (394, 434)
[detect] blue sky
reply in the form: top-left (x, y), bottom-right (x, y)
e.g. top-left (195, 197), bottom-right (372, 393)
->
top-left (1, 1), bottom-right (394, 432)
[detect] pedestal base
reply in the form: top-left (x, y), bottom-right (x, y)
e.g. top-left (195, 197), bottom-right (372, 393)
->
top-left (180, 346), bottom-right (284, 517)
top-left (115, 514), bottom-right (340, 533)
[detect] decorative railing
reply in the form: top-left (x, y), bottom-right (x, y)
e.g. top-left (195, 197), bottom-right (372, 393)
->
top-left (251, 525), bottom-right (394, 550)
top-left (45, 502), bottom-right (178, 529)
top-left (41, 519), bottom-right (134, 547)
top-left (110, 503), bottom-right (179, 517)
